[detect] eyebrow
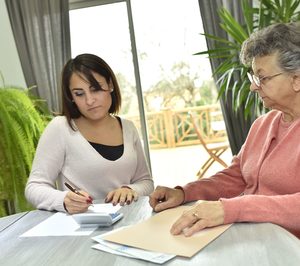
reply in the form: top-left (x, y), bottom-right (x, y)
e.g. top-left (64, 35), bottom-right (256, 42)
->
top-left (71, 88), bottom-right (83, 91)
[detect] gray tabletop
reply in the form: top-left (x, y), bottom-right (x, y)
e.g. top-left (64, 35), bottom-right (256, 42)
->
top-left (0, 211), bottom-right (29, 233)
top-left (1, 197), bottom-right (300, 266)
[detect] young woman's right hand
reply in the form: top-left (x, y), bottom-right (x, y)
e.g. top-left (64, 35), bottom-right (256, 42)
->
top-left (63, 191), bottom-right (92, 214)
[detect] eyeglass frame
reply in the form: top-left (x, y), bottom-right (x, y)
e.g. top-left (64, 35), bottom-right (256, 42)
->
top-left (247, 72), bottom-right (283, 87)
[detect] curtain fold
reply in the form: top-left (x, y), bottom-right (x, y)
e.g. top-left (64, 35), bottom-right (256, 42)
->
top-left (198, 0), bottom-right (254, 155)
top-left (5, 0), bottom-right (71, 112)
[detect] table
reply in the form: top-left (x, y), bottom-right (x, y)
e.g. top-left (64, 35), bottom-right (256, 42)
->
top-left (0, 211), bottom-right (28, 233)
top-left (1, 197), bottom-right (300, 266)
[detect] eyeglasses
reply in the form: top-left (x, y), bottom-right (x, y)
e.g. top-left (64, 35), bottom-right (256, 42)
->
top-left (247, 72), bottom-right (283, 87)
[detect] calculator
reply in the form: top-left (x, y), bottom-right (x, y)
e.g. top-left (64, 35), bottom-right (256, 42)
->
top-left (72, 212), bottom-right (124, 227)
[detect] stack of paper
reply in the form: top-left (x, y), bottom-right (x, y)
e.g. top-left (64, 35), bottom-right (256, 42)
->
top-left (91, 206), bottom-right (231, 263)
top-left (92, 228), bottom-right (176, 264)
top-left (101, 206), bottom-right (231, 257)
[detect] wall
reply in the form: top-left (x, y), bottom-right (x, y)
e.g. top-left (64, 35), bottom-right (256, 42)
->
top-left (0, 0), bottom-right (26, 88)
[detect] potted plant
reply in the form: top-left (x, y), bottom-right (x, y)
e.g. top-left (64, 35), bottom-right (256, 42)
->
top-left (0, 86), bottom-right (49, 216)
top-left (196, 0), bottom-right (300, 118)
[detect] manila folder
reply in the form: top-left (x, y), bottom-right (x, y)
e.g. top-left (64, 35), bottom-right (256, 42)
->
top-left (104, 205), bottom-right (231, 257)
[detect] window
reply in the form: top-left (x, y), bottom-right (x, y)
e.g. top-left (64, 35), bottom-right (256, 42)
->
top-left (69, 0), bottom-right (225, 186)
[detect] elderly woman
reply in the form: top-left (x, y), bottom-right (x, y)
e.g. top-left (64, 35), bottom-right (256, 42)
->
top-left (149, 22), bottom-right (300, 238)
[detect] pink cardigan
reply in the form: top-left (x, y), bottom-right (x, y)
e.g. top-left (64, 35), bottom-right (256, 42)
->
top-left (182, 110), bottom-right (300, 238)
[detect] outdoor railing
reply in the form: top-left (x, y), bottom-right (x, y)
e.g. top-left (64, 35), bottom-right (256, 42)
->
top-left (124, 104), bottom-right (227, 149)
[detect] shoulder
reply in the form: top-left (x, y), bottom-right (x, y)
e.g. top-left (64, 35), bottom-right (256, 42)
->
top-left (42, 116), bottom-right (70, 135)
top-left (46, 116), bottom-right (68, 128)
top-left (119, 117), bottom-right (137, 130)
top-left (251, 110), bottom-right (281, 128)
top-left (119, 117), bottom-right (140, 138)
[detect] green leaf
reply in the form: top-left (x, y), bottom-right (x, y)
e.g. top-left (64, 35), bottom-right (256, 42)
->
top-left (195, 0), bottom-right (299, 119)
top-left (0, 87), bottom-right (50, 215)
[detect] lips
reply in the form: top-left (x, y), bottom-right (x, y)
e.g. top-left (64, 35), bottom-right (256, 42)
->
top-left (87, 106), bottom-right (101, 111)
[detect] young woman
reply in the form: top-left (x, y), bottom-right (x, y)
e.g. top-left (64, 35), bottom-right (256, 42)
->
top-left (25, 54), bottom-right (153, 214)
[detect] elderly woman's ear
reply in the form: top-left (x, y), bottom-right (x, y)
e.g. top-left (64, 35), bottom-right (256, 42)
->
top-left (292, 74), bottom-right (300, 92)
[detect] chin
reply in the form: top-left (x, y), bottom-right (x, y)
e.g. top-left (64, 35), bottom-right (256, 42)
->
top-left (82, 112), bottom-right (107, 121)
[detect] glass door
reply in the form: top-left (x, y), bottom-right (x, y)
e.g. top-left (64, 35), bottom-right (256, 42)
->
top-left (69, 0), bottom-right (230, 187)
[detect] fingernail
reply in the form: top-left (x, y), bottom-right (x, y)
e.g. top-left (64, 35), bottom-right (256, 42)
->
top-left (104, 198), bottom-right (108, 203)
top-left (86, 199), bottom-right (92, 204)
top-left (127, 200), bottom-right (131, 205)
top-left (89, 196), bottom-right (93, 201)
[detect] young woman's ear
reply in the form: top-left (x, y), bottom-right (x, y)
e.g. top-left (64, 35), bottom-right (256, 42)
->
top-left (109, 79), bottom-right (114, 92)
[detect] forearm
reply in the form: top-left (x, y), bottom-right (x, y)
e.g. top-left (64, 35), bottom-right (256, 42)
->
top-left (25, 180), bottom-right (68, 212)
top-left (221, 193), bottom-right (300, 234)
top-left (126, 178), bottom-right (154, 196)
top-left (182, 156), bottom-right (246, 202)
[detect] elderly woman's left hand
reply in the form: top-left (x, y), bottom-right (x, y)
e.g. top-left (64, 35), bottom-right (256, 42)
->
top-left (105, 187), bottom-right (138, 206)
top-left (170, 200), bottom-right (225, 237)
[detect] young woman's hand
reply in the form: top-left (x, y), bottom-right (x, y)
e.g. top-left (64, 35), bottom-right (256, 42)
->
top-left (105, 187), bottom-right (138, 206)
top-left (170, 200), bottom-right (225, 237)
top-left (63, 191), bottom-right (93, 214)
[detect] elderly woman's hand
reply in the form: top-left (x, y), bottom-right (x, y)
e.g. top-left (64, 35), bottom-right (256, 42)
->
top-left (170, 200), bottom-right (225, 237)
top-left (105, 187), bottom-right (138, 206)
top-left (149, 186), bottom-right (185, 212)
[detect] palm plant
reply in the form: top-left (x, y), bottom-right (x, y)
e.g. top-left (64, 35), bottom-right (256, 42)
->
top-left (196, 0), bottom-right (300, 118)
top-left (0, 86), bottom-right (49, 216)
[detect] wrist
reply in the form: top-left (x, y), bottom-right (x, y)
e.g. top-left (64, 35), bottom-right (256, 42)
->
top-left (63, 202), bottom-right (69, 213)
top-left (121, 185), bottom-right (132, 190)
top-left (174, 186), bottom-right (185, 204)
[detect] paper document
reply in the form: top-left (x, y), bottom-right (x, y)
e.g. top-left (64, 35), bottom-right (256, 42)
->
top-left (87, 203), bottom-right (121, 213)
top-left (92, 228), bottom-right (175, 264)
top-left (20, 203), bottom-right (121, 237)
top-left (103, 205), bottom-right (231, 257)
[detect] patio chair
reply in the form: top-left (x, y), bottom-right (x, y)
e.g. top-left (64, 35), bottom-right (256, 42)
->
top-left (189, 111), bottom-right (229, 179)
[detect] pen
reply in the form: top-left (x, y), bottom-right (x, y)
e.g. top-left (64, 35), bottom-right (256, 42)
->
top-left (64, 182), bottom-right (94, 206)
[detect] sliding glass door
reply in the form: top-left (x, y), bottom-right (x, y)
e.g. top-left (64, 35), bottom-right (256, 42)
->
top-left (69, 0), bottom-right (225, 187)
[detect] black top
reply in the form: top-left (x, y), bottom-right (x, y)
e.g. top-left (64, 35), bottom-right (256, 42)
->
top-left (89, 117), bottom-right (124, 161)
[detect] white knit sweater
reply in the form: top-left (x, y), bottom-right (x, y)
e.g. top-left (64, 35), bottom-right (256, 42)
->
top-left (25, 116), bottom-right (153, 212)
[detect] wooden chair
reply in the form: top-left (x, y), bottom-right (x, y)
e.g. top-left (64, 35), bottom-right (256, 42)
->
top-left (189, 111), bottom-right (229, 179)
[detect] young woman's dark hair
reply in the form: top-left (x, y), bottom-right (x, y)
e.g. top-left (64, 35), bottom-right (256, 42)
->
top-left (61, 53), bottom-right (122, 130)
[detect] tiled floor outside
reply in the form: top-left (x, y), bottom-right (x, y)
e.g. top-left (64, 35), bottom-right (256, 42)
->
top-left (149, 144), bottom-right (233, 188)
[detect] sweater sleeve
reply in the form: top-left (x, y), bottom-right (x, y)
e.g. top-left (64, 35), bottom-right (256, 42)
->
top-left (221, 193), bottom-right (300, 236)
top-left (182, 154), bottom-right (246, 202)
top-left (125, 122), bottom-right (154, 196)
top-left (25, 117), bottom-right (68, 212)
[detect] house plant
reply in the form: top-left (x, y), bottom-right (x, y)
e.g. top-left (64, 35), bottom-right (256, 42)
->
top-left (0, 86), bottom-right (49, 216)
top-left (196, 0), bottom-right (300, 118)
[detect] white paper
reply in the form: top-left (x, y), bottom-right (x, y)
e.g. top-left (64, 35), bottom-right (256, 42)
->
top-left (87, 203), bottom-right (121, 213)
top-left (92, 244), bottom-right (136, 258)
top-left (92, 228), bottom-right (175, 264)
top-left (20, 204), bottom-right (121, 237)
top-left (20, 212), bottom-right (96, 237)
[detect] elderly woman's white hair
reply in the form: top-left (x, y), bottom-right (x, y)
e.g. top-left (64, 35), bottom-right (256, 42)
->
top-left (240, 22), bottom-right (300, 74)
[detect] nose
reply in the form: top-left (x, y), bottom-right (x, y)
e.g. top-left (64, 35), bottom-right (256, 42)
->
top-left (249, 81), bottom-right (260, 92)
top-left (85, 92), bottom-right (95, 105)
